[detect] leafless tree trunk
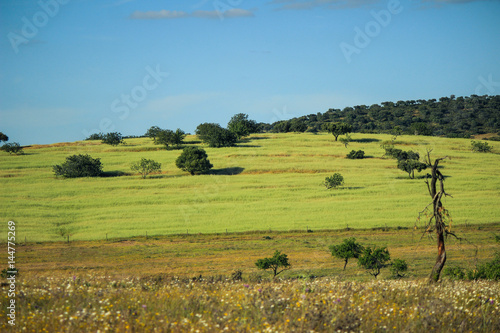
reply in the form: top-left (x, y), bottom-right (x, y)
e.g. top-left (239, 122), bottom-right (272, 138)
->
top-left (421, 151), bottom-right (452, 283)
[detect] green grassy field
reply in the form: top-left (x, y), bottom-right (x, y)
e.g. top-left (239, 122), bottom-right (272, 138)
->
top-left (1, 133), bottom-right (499, 242)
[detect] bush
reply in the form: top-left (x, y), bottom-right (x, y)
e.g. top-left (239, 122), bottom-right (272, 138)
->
top-left (357, 246), bottom-right (391, 278)
top-left (255, 250), bottom-right (291, 278)
top-left (471, 140), bottom-right (492, 153)
top-left (131, 158), bottom-right (161, 179)
top-left (468, 255), bottom-right (500, 281)
top-left (175, 147), bottom-right (213, 175)
top-left (1, 142), bottom-right (23, 155)
top-left (85, 133), bottom-right (104, 140)
top-left (324, 173), bottom-right (344, 189)
top-left (102, 132), bottom-right (124, 146)
top-left (53, 154), bottom-right (103, 178)
top-left (443, 266), bottom-right (466, 280)
top-left (347, 150), bottom-right (365, 159)
top-left (390, 258), bottom-right (408, 278)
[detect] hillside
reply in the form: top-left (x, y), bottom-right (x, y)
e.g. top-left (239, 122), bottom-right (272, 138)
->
top-left (1, 133), bottom-right (499, 242)
top-left (268, 94), bottom-right (500, 138)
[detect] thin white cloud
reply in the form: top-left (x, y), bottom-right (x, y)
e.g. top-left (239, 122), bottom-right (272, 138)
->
top-left (129, 10), bottom-right (189, 20)
top-left (129, 8), bottom-right (254, 20)
top-left (268, 0), bottom-right (381, 11)
top-left (268, 0), bottom-right (495, 10)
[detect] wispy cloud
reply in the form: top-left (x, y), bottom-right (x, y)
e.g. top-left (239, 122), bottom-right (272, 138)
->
top-left (129, 8), bottom-right (254, 20)
top-left (268, 0), bottom-right (381, 11)
top-left (268, 0), bottom-right (495, 11)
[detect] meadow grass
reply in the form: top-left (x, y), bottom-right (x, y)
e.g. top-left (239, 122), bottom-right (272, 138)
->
top-left (0, 133), bottom-right (499, 242)
top-left (2, 273), bottom-right (499, 332)
top-left (3, 224), bottom-right (500, 331)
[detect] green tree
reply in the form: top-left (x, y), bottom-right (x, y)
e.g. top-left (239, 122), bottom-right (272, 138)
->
top-left (175, 147), bottom-right (213, 175)
top-left (255, 250), bottom-right (291, 278)
top-left (53, 154), bottom-right (103, 178)
top-left (196, 123), bottom-right (237, 148)
top-left (130, 158), bottom-right (162, 179)
top-left (339, 133), bottom-right (352, 148)
top-left (0, 132), bottom-right (9, 142)
top-left (145, 126), bottom-right (163, 142)
top-left (102, 132), bottom-right (124, 146)
top-left (390, 259), bottom-right (408, 278)
top-left (155, 129), bottom-right (185, 149)
top-left (358, 246), bottom-right (391, 278)
top-left (329, 237), bottom-right (365, 270)
top-left (397, 159), bottom-right (427, 179)
top-left (289, 119), bottom-right (307, 132)
top-left (227, 113), bottom-right (258, 139)
top-left (324, 173), bottom-right (344, 189)
top-left (322, 122), bottom-right (352, 141)
top-left (1, 142), bottom-right (23, 155)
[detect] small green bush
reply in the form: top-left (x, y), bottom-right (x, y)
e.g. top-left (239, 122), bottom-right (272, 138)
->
top-left (347, 150), bottom-right (364, 159)
top-left (443, 266), bottom-right (466, 280)
top-left (131, 158), bottom-right (162, 179)
top-left (390, 258), bottom-right (408, 278)
top-left (53, 154), bottom-right (103, 178)
top-left (324, 173), bottom-right (344, 189)
top-left (1, 142), bottom-right (23, 155)
top-left (175, 147), bottom-right (213, 175)
top-left (471, 140), bottom-right (492, 153)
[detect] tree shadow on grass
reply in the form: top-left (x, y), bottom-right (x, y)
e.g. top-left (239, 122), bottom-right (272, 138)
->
top-left (235, 144), bottom-right (261, 148)
top-left (101, 171), bottom-right (131, 177)
top-left (209, 167), bottom-right (244, 175)
top-left (351, 138), bottom-right (381, 143)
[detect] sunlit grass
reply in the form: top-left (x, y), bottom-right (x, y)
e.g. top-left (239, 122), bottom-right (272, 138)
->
top-left (0, 133), bottom-right (499, 241)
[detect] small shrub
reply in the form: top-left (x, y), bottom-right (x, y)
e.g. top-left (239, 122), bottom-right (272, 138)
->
top-left (231, 270), bottom-right (243, 281)
top-left (53, 154), bottom-right (103, 178)
top-left (131, 158), bottom-right (162, 179)
top-left (324, 173), bottom-right (344, 189)
top-left (1, 267), bottom-right (19, 278)
top-left (357, 246), bottom-right (391, 278)
top-left (1, 142), bottom-right (23, 154)
top-left (471, 140), bottom-right (492, 153)
top-left (390, 258), bottom-right (408, 278)
top-left (347, 150), bottom-right (364, 159)
top-left (85, 133), bottom-right (104, 140)
top-left (443, 266), bottom-right (466, 280)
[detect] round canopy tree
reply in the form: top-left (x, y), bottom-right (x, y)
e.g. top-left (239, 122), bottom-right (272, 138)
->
top-left (175, 147), bottom-right (213, 175)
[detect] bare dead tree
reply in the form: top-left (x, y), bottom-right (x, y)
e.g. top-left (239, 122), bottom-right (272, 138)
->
top-left (418, 150), bottom-right (454, 283)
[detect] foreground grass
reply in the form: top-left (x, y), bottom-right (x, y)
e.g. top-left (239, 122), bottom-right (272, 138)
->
top-left (4, 226), bottom-right (499, 331)
top-left (1, 133), bottom-right (499, 242)
top-left (2, 275), bottom-right (499, 332)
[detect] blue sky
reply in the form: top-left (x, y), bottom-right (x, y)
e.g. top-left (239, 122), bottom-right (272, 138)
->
top-left (1, 0), bottom-right (499, 145)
